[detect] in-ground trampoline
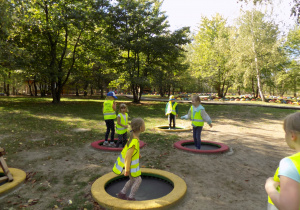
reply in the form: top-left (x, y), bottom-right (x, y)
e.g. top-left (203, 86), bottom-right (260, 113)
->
top-left (91, 139), bottom-right (146, 152)
top-left (0, 168), bottom-right (26, 197)
top-left (91, 168), bottom-right (186, 210)
top-left (155, 126), bottom-right (191, 132)
top-left (174, 140), bottom-right (229, 154)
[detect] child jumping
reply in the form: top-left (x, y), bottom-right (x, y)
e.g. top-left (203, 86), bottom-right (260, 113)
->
top-left (116, 103), bottom-right (129, 148)
top-left (265, 112), bottom-right (300, 210)
top-left (102, 91), bottom-right (117, 147)
top-left (181, 94), bottom-right (212, 149)
top-left (112, 117), bottom-right (145, 201)
top-left (165, 95), bottom-right (178, 129)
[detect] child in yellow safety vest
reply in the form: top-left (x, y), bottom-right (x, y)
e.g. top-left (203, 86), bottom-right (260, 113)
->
top-left (181, 94), bottom-right (212, 149)
top-left (165, 95), bottom-right (178, 129)
top-left (102, 91), bottom-right (117, 147)
top-left (112, 118), bottom-right (145, 201)
top-left (265, 112), bottom-right (300, 210)
top-left (116, 103), bottom-right (129, 148)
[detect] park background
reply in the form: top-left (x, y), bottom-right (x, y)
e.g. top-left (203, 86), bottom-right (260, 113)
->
top-left (0, 0), bottom-right (299, 103)
top-left (1, 0), bottom-right (300, 209)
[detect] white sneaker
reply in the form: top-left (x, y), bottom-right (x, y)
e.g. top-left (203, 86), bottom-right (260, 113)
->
top-left (103, 141), bottom-right (109, 146)
top-left (110, 142), bottom-right (116, 147)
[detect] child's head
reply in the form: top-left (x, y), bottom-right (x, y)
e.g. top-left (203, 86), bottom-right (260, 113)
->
top-left (169, 95), bottom-right (175, 101)
top-left (119, 103), bottom-right (128, 113)
top-left (191, 94), bottom-right (201, 106)
top-left (130, 117), bottom-right (145, 133)
top-left (283, 112), bottom-right (300, 149)
top-left (107, 91), bottom-right (117, 100)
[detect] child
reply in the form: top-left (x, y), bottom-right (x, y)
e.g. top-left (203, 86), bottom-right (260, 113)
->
top-left (165, 95), bottom-right (178, 129)
top-left (265, 112), bottom-right (300, 210)
top-left (102, 91), bottom-right (117, 147)
top-left (116, 103), bottom-right (129, 148)
top-left (181, 94), bottom-right (212, 149)
top-left (112, 117), bottom-right (145, 201)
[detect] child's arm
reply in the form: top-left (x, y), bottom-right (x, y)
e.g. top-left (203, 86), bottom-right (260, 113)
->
top-left (265, 176), bottom-right (300, 209)
top-left (112, 101), bottom-right (116, 111)
top-left (201, 110), bottom-right (212, 127)
top-left (117, 116), bottom-right (128, 128)
top-left (181, 108), bottom-right (191, 120)
top-left (124, 146), bottom-right (135, 176)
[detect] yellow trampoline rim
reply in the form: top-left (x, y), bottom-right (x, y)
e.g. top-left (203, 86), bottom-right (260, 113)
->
top-left (91, 168), bottom-right (187, 210)
top-left (155, 126), bottom-right (191, 132)
top-left (0, 168), bottom-right (26, 196)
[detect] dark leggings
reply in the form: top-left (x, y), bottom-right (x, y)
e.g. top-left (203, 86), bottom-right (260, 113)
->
top-left (193, 126), bottom-right (203, 149)
top-left (105, 119), bottom-right (115, 141)
top-left (117, 132), bottom-right (127, 147)
top-left (168, 114), bottom-right (176, 128)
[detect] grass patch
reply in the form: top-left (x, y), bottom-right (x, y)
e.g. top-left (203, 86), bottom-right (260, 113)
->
top-left (0, 96), bottom-right (299, 209)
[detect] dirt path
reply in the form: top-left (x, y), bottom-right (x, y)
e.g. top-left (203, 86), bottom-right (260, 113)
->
top-left (0, 105), bottom-right (296, 210)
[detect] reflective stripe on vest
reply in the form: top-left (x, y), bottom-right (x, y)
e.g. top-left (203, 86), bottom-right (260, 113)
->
top-left (103, 100), bottom-right (116, 120)
top-left (166, 102), bottom-right (177, 115)
top-left (190, 106), bottom-right (204, 126)
top-left (112, 138), bottom-right (141, 177)
top-left (116, 113), bottom-right (128, 134)
top-left (268, 153), bottom-right (300, 208)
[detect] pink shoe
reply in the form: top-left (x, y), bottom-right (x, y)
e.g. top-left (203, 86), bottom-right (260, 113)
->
top-left (127, 197), bottom-right (136, 201)
top-left (117, 192), bottom-right (127, 200)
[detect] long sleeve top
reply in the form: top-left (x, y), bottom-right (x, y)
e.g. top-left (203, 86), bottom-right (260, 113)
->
top-left (181, 104), bottom-right (212, 125)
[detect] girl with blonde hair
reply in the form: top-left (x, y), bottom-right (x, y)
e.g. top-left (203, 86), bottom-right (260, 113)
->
top-left (265, 112), bottom-right (300, 209)
top-left (112, 117), bottom-right (145, 201)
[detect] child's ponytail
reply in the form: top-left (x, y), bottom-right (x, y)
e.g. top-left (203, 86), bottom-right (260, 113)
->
top-left (126, 118), bottom-right (144, 147)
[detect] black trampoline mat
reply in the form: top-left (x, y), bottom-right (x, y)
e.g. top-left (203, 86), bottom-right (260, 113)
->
top-left (184, 143), bottom-right (220, 150)
top-left (105, 175), bottom-right (174, 200)
top-left (158, 126), bottom-right (184, 130)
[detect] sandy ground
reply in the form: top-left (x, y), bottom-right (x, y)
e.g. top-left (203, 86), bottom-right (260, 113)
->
top-left (0, 113), bottom-right (295, 210)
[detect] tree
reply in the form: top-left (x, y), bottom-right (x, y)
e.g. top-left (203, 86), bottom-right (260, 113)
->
top-left (236, 10), bottom-right (282, 101)
top-left (13, 0), bottom-right (110, 103)
top-left (188, 14), bottom-right (234, 98)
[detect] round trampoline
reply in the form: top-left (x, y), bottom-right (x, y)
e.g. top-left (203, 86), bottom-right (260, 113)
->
top-left (91, 139), bottom-right (146, 152)
top-left (155, 126), bottom-right (191, 132)
top-left (91, 168), bottom-right (186, 210)
top-left (0, 168), bottom-right (26, 196)
top-left (174, 140), bottom-right (229, 154)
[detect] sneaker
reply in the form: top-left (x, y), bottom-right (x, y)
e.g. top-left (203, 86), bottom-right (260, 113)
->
top-left (127, 197), bottom-right (136, 201)
top-left (109, 142), bottom-right (116, 147)
top-left (117, 192), bottom-right (127, 200)
top-left (103, 141), bottom-right (109, 146)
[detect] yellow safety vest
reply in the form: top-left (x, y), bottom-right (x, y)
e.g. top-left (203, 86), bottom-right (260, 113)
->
top-left (103, 100), bottom-right (116, 120)
top-left (166, 101), bottom-right (178, 115)
top-left (268, 153), bottom-right (300, 209)
top-left (190, 106), bottom-right (204, 126)
top-left (116, 113), bottom-right (128, 135)
top-left (112, 138), bottom-right (141, 177)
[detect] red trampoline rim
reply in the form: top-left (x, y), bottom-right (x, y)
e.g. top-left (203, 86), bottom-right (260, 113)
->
top-left (91, 139), bottom-right (146, 151)
top-left (174, 140), bottom-right (229, 154)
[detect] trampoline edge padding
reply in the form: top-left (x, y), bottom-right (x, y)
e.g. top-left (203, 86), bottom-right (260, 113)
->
top-left (174, 140), bottom-right (229, 154)
top-left (155, 126), bottom-right (191, 132)
top-left (91, 168), bottom-right (187, 210)
top-left (91, 139), bottom-right (146, 151)
top-left (0, 168), bottom-right (26, 196)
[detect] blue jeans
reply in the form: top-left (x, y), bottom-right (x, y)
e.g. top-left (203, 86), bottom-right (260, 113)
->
top-left (193, 126), bottom-right (203, 149)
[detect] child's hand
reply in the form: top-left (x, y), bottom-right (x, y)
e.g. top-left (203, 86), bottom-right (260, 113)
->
top-left (125, 125), bottom-right (128, 128)
top-left (209, 124), bottom-right (213, 128)
top-left (124, 171), bottom-right (129, 176)
top-left (139, 154), bottom-right (142, 158)
top-left (265, 177), bottom-right (279, 191)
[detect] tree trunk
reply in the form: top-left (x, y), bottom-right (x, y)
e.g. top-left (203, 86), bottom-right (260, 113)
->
top-left (33, 78), bottom-right (38, 96)
top-left (28, 81), bottom-right (33, 96)
top-left (254, 55), bottom-right (266, 101)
